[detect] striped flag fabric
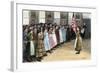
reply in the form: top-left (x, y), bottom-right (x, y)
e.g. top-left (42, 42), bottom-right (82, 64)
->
top-left (71, 13), bottom-right (77, 33)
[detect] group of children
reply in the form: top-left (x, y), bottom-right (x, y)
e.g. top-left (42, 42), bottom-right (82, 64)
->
top-left (23, 23), bottom-right (70, 62)
top-left (23, 23), bottom-right (84, 62)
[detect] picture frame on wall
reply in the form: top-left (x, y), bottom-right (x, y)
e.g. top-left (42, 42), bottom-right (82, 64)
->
top-left (11, 1), bottom-right (97, 71)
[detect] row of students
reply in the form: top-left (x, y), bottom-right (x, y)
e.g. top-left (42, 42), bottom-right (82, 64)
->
top-left (23, 23), bottom-right (69, 62)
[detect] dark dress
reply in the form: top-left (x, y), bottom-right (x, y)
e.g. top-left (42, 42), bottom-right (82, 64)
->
top-left (71, 28), bottom-right (76, 40)
top-left (55, 28), bottom-right (60, 44)
top-left (24, 32), bottom-right (31, 61)
top-left (23, 31), bottom-right (28, 61)
top-left (67, 27), bottom-right (71, 41)
top-left (36, 32), bottom-right (44, 57)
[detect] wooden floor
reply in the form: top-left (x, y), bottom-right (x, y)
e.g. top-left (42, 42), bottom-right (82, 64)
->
top-left (42, 39), bottom-right (91, 62)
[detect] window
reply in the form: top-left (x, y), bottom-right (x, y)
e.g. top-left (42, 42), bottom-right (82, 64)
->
top-left (45, 11), bottom-right (54, 23)
top-left (60, 12), bottom-right (68, 25)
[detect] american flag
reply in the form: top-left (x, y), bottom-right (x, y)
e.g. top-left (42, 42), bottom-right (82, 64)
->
top-left (71, 13), bottom-right (77, 33)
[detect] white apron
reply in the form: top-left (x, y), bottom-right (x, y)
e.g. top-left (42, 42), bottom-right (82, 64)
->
top-left (30, 41), bottom-right (35, 56)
